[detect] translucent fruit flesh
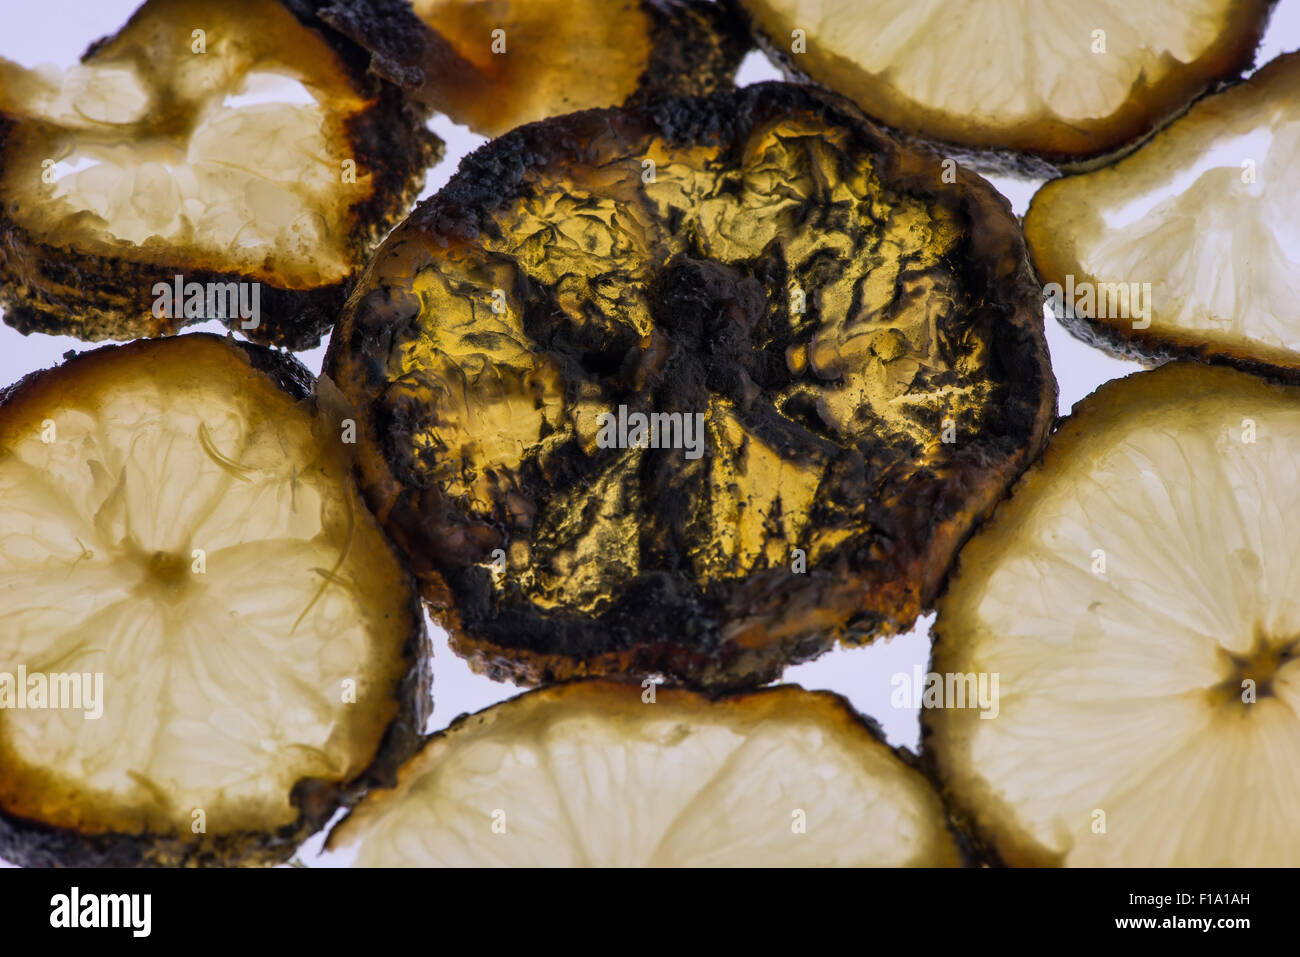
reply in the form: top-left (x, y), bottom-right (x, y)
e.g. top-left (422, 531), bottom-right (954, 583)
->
top-left (325, 680), bottom-right (961, 867)
top-left (411, 0), bottom-right (653, 135)
top-left (0, 334), bottom-right (425, 866)
top-left (1025, 52), bottom-right (1300, 372)
top-left (337, 0), bottom-right (749, 137)
top-left (737, 0), bottom-right (1272, 166)
top-left (927, 363), bottom-right (1300, 866)
top-left (0, 0), bottom-right (440, 347)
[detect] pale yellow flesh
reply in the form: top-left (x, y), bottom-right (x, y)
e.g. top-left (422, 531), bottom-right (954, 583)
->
top-left (0, 0), bottom-right (373, 286)
top-left (1027, 54), bottom-right (1300, 365)
top-left (326, 682), bottom-right (959, 867)
top-left (0, 337), bottom-right (412, 837)
top-left (931, 364), bottom-right (1300, 866)
top-left (742, 0), bottom-right (1253, 153)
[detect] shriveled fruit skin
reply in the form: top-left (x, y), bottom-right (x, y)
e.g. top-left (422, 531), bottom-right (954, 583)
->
top-left (327, 83), bottom-right (1055, 690)
top-left (0, 335), bottom-right (430, 867)
top-left (317, 0), bottom-right (750, 137)
top-left (1026, 52), bottom-right (1300, 379)
top-left (325, 679), bottom-right (967, 867)
top-left (733, 0), bottom-right (1275, 175)
top-left (0, 0), bottom-right (442, 350)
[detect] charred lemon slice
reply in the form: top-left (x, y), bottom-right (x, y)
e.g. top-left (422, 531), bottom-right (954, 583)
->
top-left (927, 362), bottom-right (1300, 867)
top-left (326, 83), bottom-right (1055, 690)
top-left (323, 680), bottom-right (960, 866)
top-left (736, 0), bottom-right (1273, 170)
top-left (1026, 52), bottom-right (1300, 373)
top-left (318, 0), bottom-right (749, 137)
top-left (0, 333), bottom-right (428, 867)
top-left (0, 0), bottom-right (441, 349)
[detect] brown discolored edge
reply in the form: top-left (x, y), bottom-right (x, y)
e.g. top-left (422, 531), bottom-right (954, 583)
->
top-left (1, 636), bottom-right (429, 867)
top-left (318, 0), bottom-right (748, 134)
top-left (327, 83), bottom-right (1055, 692)
top-left (0, 1), bottom-right (442, 350)
top-left (1025, 53), bottom-right (1300, 383)
top-left (1050, 303), bottom-right (1300, 388)
top-left (0, 620), bottom-right (429, 867)
top-left (1031, 289), bottom-right (1300, 390)
top-left (734, 0), bottom-right (1275, 176)
top-left (916, 362), bottom-right (1300, 868)
top-left (0, 335), bottom-right (432, 867)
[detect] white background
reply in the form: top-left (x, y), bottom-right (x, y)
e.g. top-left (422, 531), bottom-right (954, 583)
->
top-left (0, 0), bottom-right (1296, 865)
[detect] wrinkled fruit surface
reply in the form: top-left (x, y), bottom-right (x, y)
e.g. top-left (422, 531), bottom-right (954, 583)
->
top-left (327, 82), bottom-right (1055, 689)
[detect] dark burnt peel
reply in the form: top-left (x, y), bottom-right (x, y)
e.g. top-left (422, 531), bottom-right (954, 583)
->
top-left (327, 83), bottom-right (1056, 690)
top-left (320, 0), bottom-right (748, 137)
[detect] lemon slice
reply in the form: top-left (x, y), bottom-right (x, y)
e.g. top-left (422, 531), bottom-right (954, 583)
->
top-left (324, 680), bottom-right (960, 867)
top-left (928, 362), bottom-right (1300, 866)
top-left (736, 0), bottom-right (1272, 168)
top-left (1026, 52), bottom-right (1300, 372)
top-left (324, 82), bottom-right (1054, 690)
top-left (0, 0), bottom-right (440, 348)
top-left (0, 334), bottom-right (427, 867)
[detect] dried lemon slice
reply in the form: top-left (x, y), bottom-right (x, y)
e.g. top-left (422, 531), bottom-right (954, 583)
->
top-left (324, 680), bottom-right (960, 867)
top-left (927, 362), bottom-right (1300, 866)
top-left (0, 0), bottom-right (441, 349)
top-left (736, 0), bottom-right (1273, 170)
top-left (319, 0), bottom-right (748, 137)
top-left (0, 334), bottom-right (428, 867)
top-left (326, 83), bottom-right (1055, 690)
top-left (1026, 52), bottom-right (1300, 372)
